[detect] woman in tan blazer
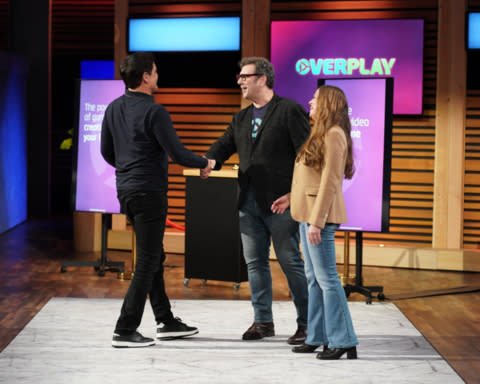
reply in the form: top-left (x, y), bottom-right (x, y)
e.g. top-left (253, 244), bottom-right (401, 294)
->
top-left (290, 85), bottom-right (358, 359)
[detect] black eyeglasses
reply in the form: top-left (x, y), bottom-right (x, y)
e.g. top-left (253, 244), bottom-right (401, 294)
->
top-left (236, 73), bottom-right (261, 81)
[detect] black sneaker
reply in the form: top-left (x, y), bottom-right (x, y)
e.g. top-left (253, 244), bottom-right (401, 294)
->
top-left (112, 331), bottom-right (155, 348)
top-left (156, 317), bottom-right (199, 340)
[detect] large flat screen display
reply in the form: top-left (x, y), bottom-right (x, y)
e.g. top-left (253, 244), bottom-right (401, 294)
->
top-left (468, 12), bottom-right (480, 49)
top-left (73, 79), bottom-right (124, 213)
top-left (128, 17), bottom-right (240, 52)
top-left (319, 78), bottom-right (393, 232)
top-left (127, 17), bottom-right (241, 88)
top-left (271, 19), bottom-right (423, 115)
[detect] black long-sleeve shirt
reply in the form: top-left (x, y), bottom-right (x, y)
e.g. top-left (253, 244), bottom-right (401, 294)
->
top-left (101, 90), bottom-right (207, 191)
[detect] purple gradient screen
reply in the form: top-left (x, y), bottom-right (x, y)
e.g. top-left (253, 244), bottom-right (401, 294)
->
top-left (271, 19), bottom-right (423, 115)
top-left (74, 80), bottom-right (125, 213)
top-left (322, 78), bottom-right (391, 232)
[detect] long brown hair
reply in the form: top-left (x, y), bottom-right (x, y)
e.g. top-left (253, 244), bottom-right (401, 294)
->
top-left (297, 85), bottom-right (354, 179)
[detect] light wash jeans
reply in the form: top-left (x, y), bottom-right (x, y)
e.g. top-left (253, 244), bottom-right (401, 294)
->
top-left (239, 187), bottom-right (308, 325)
top-left (300, 222), bottom-right (358, 348)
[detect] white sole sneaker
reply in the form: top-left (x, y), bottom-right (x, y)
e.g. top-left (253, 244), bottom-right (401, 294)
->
top-left (112, 339), bottom-right (155, 348)
top-left (112, 332), bottom-right (156, 348)
top-left (156, 329), bottom-right (199, 340)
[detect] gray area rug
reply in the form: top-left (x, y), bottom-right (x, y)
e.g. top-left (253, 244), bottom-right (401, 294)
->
top-left (0, 298), bottom-right (463, 383)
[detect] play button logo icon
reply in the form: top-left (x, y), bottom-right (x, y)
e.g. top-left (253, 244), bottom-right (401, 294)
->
top-left (295, 58), bottom-right (311, 75)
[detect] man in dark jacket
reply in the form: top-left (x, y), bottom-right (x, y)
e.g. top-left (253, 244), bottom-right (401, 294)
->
top-left (102, 52), bottom-right (214, 348)
top-left (203, 57), bottom-right (310, 344)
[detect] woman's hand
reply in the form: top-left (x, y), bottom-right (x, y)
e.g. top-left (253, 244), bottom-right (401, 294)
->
top-left (308, 224), bottom-right (322, 245)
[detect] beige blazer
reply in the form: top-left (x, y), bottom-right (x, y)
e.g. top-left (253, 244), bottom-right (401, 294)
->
top-left (290, 126), bottom-right (348, 228)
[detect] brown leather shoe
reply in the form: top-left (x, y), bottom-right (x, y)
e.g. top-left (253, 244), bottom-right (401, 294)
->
top-left (287, 325), bottom-right (307, 345)
top-left (242, 322), bottom-right (275, 340)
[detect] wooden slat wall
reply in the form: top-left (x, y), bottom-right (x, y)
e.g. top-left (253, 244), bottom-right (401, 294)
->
top-left (129, 0), bottom-right (240, 17)
top-left (52, 0), bottom-right (114, 56)
top-left (466, 4), bottom-right (480, 249)
top-left (155, 88), bottom-right (241, 223)
top-left (465, 91), bottom-right (480, 249)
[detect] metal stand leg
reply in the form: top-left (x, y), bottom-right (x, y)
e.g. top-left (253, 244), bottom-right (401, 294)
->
top-left (343, 232), bottom-right (385, 304)
top-left (61, 213), bottom-right (124, 276)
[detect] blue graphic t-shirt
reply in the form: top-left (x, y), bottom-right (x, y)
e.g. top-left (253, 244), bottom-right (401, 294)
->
top-left (251, 102), bottom-right (269, 143)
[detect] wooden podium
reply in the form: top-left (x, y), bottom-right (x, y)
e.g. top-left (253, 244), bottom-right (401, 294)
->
top-left (183, 169), bottom-right (248, 290)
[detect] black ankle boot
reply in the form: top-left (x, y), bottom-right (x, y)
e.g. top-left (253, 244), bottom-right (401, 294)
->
top-left (292, 343), bottom-right (319, 353)
top-left (292, 343), bottom-right (329, 353)
top-left (317, 346), bottom-right (357, 360)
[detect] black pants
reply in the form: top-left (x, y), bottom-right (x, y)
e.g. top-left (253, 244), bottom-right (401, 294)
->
top-left (114, 190), bottom-right (174, 335)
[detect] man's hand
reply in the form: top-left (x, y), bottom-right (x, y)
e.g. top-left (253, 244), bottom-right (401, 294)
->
top-left (200, 158), bottom-right (216, 179)
top-left (270, 193), bottom-right (290, 214)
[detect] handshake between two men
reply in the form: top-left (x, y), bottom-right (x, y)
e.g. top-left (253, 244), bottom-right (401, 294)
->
top-left (200, 158), bottom-right (216, 179)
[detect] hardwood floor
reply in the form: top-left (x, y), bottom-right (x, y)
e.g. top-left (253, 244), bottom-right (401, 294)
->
top-left (1, 218), bottom-right (479, 383)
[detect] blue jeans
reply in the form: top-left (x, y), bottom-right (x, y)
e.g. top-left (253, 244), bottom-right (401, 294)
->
top-left (300, 222), bottom-right (358, 348)
top-left (239, 187), bottom-right (308, 325)
top-left (114, 190), bottom-right (174, 335)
